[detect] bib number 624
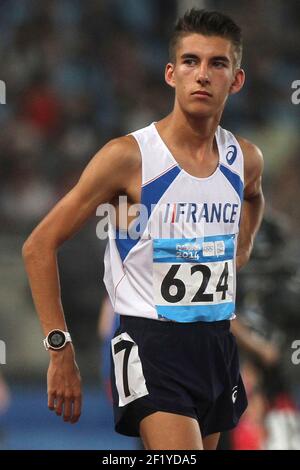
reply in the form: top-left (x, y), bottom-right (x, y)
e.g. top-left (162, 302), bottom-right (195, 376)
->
top-left (161, 262), bottom-right (229, 303)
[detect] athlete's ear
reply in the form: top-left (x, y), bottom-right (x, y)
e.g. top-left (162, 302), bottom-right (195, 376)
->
top-left (165, 62), bottom-right (176, 89)
top-left (229, 68), bottom-right (245, 95)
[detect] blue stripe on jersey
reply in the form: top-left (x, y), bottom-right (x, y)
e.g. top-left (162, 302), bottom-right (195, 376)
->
top-left (115, 166), bottom-right (181, 263)
top-left (153, 234), bottom-right (235, 264)
top-left (219, 164), bottom-right (243, 202)
top-left (115, 228), bottom-right (139, 262)
top-left (141, 165), bottom-right (181, 217)
top-left (157, 302), bottom-right (234, 322)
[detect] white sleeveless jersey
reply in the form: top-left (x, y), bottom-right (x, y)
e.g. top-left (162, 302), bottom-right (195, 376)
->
top-left (103, 122), bottom-right (244, 322)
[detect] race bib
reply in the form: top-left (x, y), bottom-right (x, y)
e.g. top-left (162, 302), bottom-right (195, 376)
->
top-left (153, 234), bottom-right (236, 322)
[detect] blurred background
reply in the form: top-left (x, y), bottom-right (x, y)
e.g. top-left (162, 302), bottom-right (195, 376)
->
top-left (0, 0), bottom-right (299, 450)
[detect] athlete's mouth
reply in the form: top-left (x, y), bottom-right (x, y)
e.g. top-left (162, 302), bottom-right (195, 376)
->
top-left (192, 90), bottom-right (213, 97)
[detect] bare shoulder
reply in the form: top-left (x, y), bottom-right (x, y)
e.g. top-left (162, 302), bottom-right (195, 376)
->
top-left (236, 135), bottom-right (264, 186)
top-left (76, 134), bottom-right (141, 197)
top-left (95, 134), bottom-right (141, 171)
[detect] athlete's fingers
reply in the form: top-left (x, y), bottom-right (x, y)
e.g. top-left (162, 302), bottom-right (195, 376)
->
top-left (63, 397), bottom-right (72, 422)
top-left (70, 395), bottom-right (82, 424)
top-left (48, 391), bottom-right (56, 411)
top-left (55, 394), bottom-right (64, 416)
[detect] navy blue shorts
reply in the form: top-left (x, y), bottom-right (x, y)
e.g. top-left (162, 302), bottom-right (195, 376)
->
top-left (110, 315), bottom-right (247, 438)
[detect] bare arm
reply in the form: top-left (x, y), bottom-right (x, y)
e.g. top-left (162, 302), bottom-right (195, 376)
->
top-left (98, 295), bottom-right (115, 340)
top-left (22, 136), bottom-right (140, 423)
top-left (236, 138), bottom-right (265, 271)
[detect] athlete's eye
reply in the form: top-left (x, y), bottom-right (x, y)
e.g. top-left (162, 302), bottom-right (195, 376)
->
top-left (183, 58), bottom-right (197, 66)
top-left (213, 61), bottom-right (227, 68)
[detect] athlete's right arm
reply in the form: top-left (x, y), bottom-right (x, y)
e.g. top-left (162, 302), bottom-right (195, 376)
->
top-left (22, 136), bottom-right (140, 423)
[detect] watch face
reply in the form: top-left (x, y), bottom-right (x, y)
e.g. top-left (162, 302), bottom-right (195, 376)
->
top-left (48, 330), bottom-right (65, 349)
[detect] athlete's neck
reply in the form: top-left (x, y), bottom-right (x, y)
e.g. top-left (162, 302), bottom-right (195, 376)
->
top-left (156, 107), bottom-right (221, 159)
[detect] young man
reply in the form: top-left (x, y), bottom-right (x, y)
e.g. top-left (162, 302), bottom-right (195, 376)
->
top-left (23, 9), bottom-right (264, 450)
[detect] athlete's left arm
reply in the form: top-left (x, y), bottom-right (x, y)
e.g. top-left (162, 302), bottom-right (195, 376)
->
top-left (236, 138), bottom-right (265, 271)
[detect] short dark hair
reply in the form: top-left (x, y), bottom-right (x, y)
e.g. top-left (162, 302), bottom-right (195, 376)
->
top-left (169, 9), bottom-right (243, 67)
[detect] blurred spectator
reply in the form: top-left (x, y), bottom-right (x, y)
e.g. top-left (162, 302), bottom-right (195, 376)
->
top-left (228, 210), bottom-right (300, 450)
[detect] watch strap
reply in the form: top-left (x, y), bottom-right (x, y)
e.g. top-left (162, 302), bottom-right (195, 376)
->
top-left (43, 330), bottom-right (72, 351)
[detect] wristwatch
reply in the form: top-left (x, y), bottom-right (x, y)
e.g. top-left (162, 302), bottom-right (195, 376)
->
top-left (43, 329), bottom-right (72, 351)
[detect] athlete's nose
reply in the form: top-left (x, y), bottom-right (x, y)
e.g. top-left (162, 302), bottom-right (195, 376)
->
top-left (196, 63), bottom-right (210, 85)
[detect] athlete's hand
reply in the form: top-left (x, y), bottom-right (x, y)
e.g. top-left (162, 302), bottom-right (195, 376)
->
top-left (47, 343), bottom-right (82, 424)
top-left (236, 249), bottom-right (251, 271)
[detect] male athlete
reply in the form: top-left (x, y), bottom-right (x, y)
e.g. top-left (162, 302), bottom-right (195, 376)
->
top-left (23, 9), bottom-right (264, 450)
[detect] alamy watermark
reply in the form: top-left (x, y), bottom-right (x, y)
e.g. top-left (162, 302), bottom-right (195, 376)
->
top-left (0, 80), bottom-right (6, 104)
top-left (0, 340), bottom-right (6, 364)
top-left (291, 340), bottom-right (300, 365)
top-left (291, 80), bottom-right (300, 105)
top-left (95, 197), bottom-right (239, 241)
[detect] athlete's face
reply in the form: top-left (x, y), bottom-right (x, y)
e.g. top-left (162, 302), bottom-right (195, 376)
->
top-left (165, 34), bottom-right (245, 118)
